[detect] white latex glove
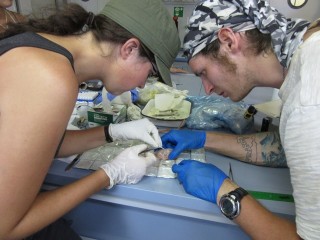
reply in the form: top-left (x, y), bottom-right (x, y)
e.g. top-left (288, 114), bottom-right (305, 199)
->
top-left (109, 118), bottom-right (162, 148)
top-left (100, 144), bottom-right (156, 189)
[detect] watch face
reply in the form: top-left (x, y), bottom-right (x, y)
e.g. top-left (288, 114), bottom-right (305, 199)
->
top-left (219, 188), bottom-right (247, 220)
top-left (220, 196), bottom-right (239, 219)
top-left (222, 198), bottom-right (235, 214)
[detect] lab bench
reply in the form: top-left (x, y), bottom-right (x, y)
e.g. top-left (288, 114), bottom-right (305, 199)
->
top-left (43, 150), bottom-right (295, 240)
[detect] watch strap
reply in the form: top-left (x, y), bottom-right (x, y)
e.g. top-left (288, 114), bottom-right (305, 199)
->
top-left (104, 125), bottom-right (113, 143)
top-left (229, 187), bottom-right (248, 202)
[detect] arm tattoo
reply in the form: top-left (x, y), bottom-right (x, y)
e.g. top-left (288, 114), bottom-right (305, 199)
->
top-left (236, 132), bottom-right (287, 167)
top-left (236, 136), bottom-right (259, 164)
top-left (260, 132), bottom-right (287, 167)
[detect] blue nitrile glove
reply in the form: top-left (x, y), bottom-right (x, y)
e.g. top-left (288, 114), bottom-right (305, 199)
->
top-left (161, 130), bottom-right (206, 159)
top-left (107, 92), bottom-right (117, 101)
top-left (172, 160), bottom-right (228, 204)
top-left (130, 89), bottom-right (139, 103)
top-left (107, 89), bottom-right (139, 102)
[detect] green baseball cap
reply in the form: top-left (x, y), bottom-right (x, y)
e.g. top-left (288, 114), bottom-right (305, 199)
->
top-left (100, 0), bottom-right (181, 86)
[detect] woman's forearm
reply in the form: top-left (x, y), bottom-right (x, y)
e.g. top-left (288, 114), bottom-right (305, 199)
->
top-left (57, 127), bottom-right (107, 157)
top-left (4, 169), bottom-right (108, 239)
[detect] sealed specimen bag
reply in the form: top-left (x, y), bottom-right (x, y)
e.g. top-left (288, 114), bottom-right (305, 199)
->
top-left (185, 96), bottom-right (254, 134)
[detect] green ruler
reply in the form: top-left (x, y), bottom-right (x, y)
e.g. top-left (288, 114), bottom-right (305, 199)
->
top-left (248, 190), bottom-right (294, 203)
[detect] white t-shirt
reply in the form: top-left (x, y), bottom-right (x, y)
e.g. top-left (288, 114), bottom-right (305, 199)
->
top-left (279, 31), bottom-right (320, 239)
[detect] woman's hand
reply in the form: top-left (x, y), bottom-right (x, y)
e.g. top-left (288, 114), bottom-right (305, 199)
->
top-left (100, 144), bottom-right (156, 188)
top-left (109, 118), bottom-right (162, 147)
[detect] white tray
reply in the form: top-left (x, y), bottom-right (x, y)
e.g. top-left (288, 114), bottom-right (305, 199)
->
top-left (141, 99), bottom-right (191, 127)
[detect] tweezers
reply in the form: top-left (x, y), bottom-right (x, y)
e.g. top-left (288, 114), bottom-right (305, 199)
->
top-left (140, 147), bottom-right (163, 154)
top-left (65, 153), bottom-right (83, 171)
top-left (228, 162), bottom-right (235, 182)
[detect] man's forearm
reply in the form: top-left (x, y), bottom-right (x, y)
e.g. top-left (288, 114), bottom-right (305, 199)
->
top-left (205, 131), bottom-right (287, 167)
top-left (217, 179), bottom-right (299, 240)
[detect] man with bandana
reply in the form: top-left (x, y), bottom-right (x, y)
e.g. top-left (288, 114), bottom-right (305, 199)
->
top-left (161, 0), bottom-right (320, 239)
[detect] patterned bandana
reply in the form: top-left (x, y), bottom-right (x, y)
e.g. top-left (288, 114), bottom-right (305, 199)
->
top-left (184, 0), bottom-right (310, 68)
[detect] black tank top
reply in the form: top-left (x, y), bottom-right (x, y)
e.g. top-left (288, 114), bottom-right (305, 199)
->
top-left (0, 32), bottom-right (75, 157)
top-left (0, 31), bottom-right (74, 69)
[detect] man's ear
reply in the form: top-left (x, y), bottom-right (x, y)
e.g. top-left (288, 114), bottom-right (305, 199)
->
top-left (120, 38), bottom-right (140, 60)
top-left (217, 28), bottom-right (240, 53)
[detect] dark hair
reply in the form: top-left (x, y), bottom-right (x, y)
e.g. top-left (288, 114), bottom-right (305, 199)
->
top-left (201, 29), bottom-right (273, 58)
top-left (0, 3), bottom-right (152, 58)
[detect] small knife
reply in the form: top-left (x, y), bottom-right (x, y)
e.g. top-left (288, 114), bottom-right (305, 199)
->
top-left (65, 153), bottom-right (83, 171)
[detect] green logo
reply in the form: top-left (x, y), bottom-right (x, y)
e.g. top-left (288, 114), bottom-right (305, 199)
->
top-left (174, 7), bottom-right (184, 17)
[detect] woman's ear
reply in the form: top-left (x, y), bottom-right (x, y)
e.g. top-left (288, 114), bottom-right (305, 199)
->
top-left (120, 38), bottom-right (140, 60)
top-left (217, 28), bottom-right (240, 53)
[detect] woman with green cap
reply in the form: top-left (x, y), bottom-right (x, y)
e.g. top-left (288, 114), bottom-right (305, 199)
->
top-left (0, 0), bottom-right (180, 239)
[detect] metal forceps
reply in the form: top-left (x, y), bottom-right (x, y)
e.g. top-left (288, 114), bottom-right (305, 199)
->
top-left (139, 147), bottom-right (163, 155)
top-left (65, 153), bottom-right (83, 171)
top-left (228, 162), bottom-right (235, 183)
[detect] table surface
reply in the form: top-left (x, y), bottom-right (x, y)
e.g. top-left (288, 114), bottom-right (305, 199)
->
top-left (45, 150), bottom-right (295, 226)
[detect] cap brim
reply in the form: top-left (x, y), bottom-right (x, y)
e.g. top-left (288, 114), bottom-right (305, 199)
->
top-left (155, 56), bottom-right (172, 87)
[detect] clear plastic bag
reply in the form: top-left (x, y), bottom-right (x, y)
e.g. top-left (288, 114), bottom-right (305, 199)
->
top-left (74, 140), bottom-right (205, 179)
top-left (186, 96), bottom-right (254, 134)
top-left (137, 79), bottom-right (188, 106)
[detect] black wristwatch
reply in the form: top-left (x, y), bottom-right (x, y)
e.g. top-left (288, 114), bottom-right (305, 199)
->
top-left (219, 187), bottom-right (248, 220)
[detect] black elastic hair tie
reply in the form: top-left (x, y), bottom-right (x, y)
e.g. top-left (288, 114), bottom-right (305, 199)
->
top-left (86, 12), bottom-right (95, 28)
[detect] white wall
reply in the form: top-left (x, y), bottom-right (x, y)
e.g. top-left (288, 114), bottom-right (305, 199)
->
top-left (17, 0), bottom-right (58, 15)
top-left (270, 0), bottom-right (320, 22)
top-left (164, 3), bottom-right (196, 47)
top-left (68, 0), bottom-right (109, 14)
top-left (16, 0), bottom-right (110, 15)
top-left (16, 0), bottom-right (320, 27)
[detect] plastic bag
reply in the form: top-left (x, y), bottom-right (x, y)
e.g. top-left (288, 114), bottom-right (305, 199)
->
top-left (137, 79), bottom-right (188, 105)
top-left (186, 96), bottom-right (254, 134)
top-left (73, 140), bottom-right (205, 179)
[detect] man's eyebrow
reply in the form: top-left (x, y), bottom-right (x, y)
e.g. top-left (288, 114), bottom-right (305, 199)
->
top-left (193, 71), bottom-right (201, 77)
top-left (194, 73), bottom-right (200, 77)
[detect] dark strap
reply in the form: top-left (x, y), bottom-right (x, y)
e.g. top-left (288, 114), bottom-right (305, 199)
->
top-left (0, 32), bottom-right (74, 69)
top-left (104, 125), bottom-right (113, 143)
top-left (229, 187), bottom-right (248, 202)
